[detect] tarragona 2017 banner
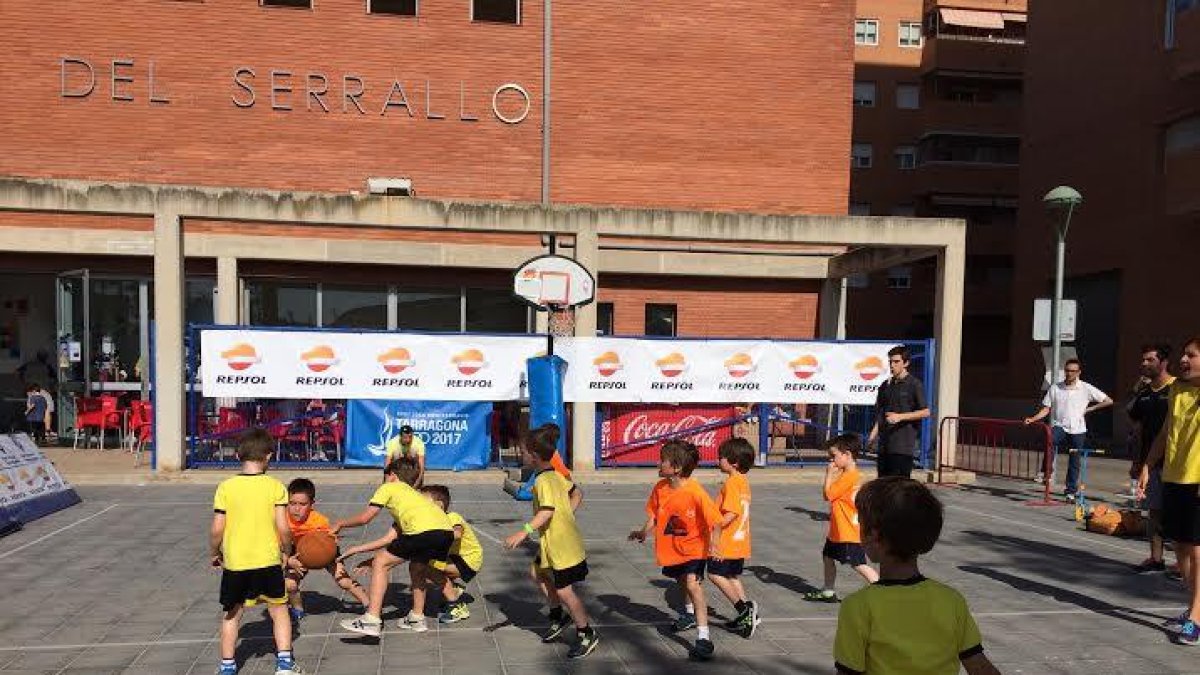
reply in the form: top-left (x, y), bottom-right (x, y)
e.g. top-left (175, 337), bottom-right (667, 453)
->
top-left (556, 338), bottom-right (900, 405)
top-left (199, 330), bottom-right (544, 401)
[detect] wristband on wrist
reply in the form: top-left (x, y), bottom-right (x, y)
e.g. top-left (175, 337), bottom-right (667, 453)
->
top-left (523, 523), bottom-right (536, 535)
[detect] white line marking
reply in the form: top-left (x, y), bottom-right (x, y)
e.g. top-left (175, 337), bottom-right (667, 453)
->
top-left (0, 605), bottom-right (1182, 653)
top-left (0, 503), bottom-right (119, 561)
top-left (944, 502), bottom-right (1145, 555)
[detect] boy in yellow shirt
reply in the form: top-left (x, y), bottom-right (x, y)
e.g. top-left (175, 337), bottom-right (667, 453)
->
top-left (504, 423), bottom-right (600, 659)
top-left (420, 484), bottom-right (484, 624)
top-left (333, 456), bottom-right (453, 636)
top-left (209, 429), bottom-right (301, 675)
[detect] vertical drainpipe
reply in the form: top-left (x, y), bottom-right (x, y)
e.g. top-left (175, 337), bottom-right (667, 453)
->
top-left (541, 0), bottom-right (551, 207)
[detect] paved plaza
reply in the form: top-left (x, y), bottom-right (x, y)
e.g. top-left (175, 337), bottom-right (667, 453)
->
top-left (0, 474), bottom-right (1194, 674)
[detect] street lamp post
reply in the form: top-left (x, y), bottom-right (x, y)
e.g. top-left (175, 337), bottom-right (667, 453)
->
top-left (1042, 186), bottom-right (1083, 397)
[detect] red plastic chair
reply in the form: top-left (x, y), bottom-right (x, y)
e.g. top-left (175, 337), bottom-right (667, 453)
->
top-left (314, 416), bottom-right (344, 462)
top-left (130, 401), bottom-right (154, 467)
top-left (74, 396), bottom-right (122, 450)
top-left (214, 407), bottom-right (249, 461)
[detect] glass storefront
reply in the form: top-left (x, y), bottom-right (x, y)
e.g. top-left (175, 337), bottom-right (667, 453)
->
top-left (466, 288), bottom-right (530, 333)
top-left (395, 289), bottom-right (462, 331)
top-left (322, 285), bottom-right (387, 329)
top-left (247, 282), bottom-right (318, 327)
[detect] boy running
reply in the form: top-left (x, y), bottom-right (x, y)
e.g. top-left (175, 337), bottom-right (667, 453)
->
top-left (708, 437), bottom-right (760, 637)
top-left (807, 434), bottom-right (879, 603)
top-left (282, 478), bottom-right (370, 623)
top-left (209, 429), bottom-right (302, 675)
top-left (421, 484), bottom-right (484, 624)
top-left (504, 423), bottom-right (600, 659)
top-left (333, 456), bottom-right (454, 636)
top-left (629, 440), bottom-right (723, 661)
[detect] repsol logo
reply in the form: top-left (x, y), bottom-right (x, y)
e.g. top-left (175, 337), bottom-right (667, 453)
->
top-left (216, 375), bottom-right (266, 384)
top-left (784, 382), bottom-right (827, 392)
top-left (447, 379), bottom-right (492, 388)
top-left (651, 381), bottom-right (694, 391)
top-left (849, 384), bottom-right (879, 393)
top-left (295, 376), bottom-right (345, 386)
top-left (372, 378), bottom-right (420, 387)
top-left (719, 382), bottom-right (760, 391)
top-left (589, 381), bottom-right (627, 390)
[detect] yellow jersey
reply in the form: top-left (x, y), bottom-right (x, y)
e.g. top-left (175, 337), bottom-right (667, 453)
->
top-left (532, 469), bottom-right (586, 571)
top-left (385, 435), bottom-right (427, 464)
top-left (213, 473), bottom-right (288, 571)
top-left (834, 576), bottom-right (984, 675)
top-left (1162, 380), bottom-right (1200, 484)
top-left (448, 511), bottom-right (484, 572)
top-left (368, 481), bottom-right (452, 535)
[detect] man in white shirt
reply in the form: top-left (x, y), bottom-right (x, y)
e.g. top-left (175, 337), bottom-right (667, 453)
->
top-left (1024, 358), bottom-right (1113, 498)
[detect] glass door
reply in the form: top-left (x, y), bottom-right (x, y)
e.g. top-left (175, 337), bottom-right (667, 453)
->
top-left (56, 269), bottom-right (89, 437)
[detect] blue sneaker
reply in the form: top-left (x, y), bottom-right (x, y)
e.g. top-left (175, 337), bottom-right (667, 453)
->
top-left (1164, 611), bottom-right (1190, 631)
top-left (288, 607), bottom-right (305, 623)
top-left (671, 613), bottom-right (697, 632)
top-left (1176, 620), bottom-right (1199, 646)
top-left (218, 663), bottom-right (237, 675)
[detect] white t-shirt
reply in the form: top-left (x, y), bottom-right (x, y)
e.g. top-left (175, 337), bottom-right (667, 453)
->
top-left (1041, 380), bottom-right (1109, 434)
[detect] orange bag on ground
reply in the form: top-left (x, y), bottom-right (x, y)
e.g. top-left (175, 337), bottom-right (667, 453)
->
top-left (1086, 504), bottom-right (1122, 536)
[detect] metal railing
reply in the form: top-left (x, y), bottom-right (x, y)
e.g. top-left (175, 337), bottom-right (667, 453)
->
top-left (937, 416), bottom-right (1053, 503)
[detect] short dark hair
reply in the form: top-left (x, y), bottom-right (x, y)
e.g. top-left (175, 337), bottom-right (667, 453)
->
top-left (1141, 344), bottom-right (1171, 362)
top-left (824, 433), bottom-right (863, 458)
top-left (421, 484), bottom-right (451, 509)
top-left (855, 477), bottom-right (943, 560)
top-left (526, 423), bottom-right (561, 462)
top-left (400, 424), bottom-right (414, 434)
top-left (287, 478), bottom-right (316, 501)
top-left (385, 456), bottom-right (422, 486)
top-left (1064, 358), bottom-right (1082, 369)
top-left (887, 345), bottom-right (911, 363)
top-left (237, 428), bottom-right (275, 463)
top-left (718, 438), bottom-right (755, 473)
top-left (25, 383), bottom-right (41, 393)
top-left (1187, 337), bottom-right (1200, 353)
top-left (661, 439), bottom-right (699, 478)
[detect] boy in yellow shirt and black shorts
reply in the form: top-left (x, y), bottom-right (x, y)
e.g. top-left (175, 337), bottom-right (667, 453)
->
top-left (333, 456), bottom-right (454, 636)
top-left (420, 484), bottom-right (484, 623)
top-left (210, 428), bottom-right (302, 675)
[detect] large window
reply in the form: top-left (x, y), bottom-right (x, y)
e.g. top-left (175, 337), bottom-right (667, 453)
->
top-left (473, 0), bottom-right (519, 24)
top-left (855, 19), bottom-right (880, 45)
top-left (645, 304), bottom-right (677, 337)
top-left (322, 285), bottom-right (387, 329)
top-left (247, 281), bottom-right (318, 327)
top-left (899, 21), bottom-right (923, 47)
top-left (396, 289), bottom-right (461, 332)
top-left (186, 278), bottom-right (215, 325)
top-left (853, 81), bottom-right (877, 107)
top-left (597, 302), bottom-right (615, 336)
top-left (466, 288), bottom-right (529, 333)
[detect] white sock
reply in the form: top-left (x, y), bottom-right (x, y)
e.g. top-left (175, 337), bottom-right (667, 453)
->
top-left (364, 613), bottom-right (381, 623)
top-left (408, 611), bottom-right (424, 621)
top-left (697, 625), bottom-right (710, 640)
top-left (684, 602), bottom-right (695, 615)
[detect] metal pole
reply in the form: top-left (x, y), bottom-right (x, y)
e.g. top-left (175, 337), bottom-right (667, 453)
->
top-left (541, 0), bottom-right (551, 206)
top-left (1048, 203), bottom-right (1073, 485)
top-left (546, 234), bottom-right (556, 357)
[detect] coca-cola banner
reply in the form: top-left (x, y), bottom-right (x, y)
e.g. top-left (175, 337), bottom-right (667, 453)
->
top-left (558, 338), bottom-right (899, 405)
top-left (600, 404), bottom-right (738, 465)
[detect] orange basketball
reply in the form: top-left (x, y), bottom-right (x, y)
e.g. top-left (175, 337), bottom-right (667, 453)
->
top-left (295, 531), bottom-right (338, 569)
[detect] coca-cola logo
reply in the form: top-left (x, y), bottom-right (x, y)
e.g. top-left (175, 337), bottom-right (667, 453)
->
top-left (622, 414), bottom-right (720, 449)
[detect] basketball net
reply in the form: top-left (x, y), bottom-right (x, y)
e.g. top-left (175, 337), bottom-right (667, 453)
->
top-left (547, 306), bottom-right (576, 338)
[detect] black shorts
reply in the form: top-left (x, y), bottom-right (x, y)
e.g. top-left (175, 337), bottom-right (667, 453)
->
top-left (823, 540), bottom-right (868, 567)
top-left (386, 529), bottom-right (454, 564)
top-left (1162, 482), bottom-right (1200, 544)
top-left (662, 558), bottom-right (707, 581)
top-left (535, 557), bottom-right (590, 590)
top-left (220, 565), bottom-right (287, 612)
top-left (443, 554), bottom-right (478, 584)
top-left (706, 558), bottom-right (745, 578)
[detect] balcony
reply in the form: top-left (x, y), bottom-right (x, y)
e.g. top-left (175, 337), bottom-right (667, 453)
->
top-left (922, 100), bottom-right (1021, 137)
top-left (1164, 146), bottom-right (1200, 216)
top-left (922, 35), bottom-right (1024, 77)
top-left (915, 161), bottom-right (1019, 201)
top-left (1172, 7), bottom-right (1200, 81)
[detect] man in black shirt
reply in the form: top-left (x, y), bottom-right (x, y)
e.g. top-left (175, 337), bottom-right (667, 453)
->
top-left (869, 345), bottom-right (930, 478)
top-left (1130, 343), bottom-right (1175, 573)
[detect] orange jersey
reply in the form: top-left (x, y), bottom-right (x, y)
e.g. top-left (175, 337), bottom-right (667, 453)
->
top-left (716, 472), bottom-right (751, 559)
top-left (287, 509), bottom-right (331, 541)
top-left (646, 478), bottom-right (723, 566)
top-left (825, 468), bottom-right (862, 543)
top-left (550, 452), bottom-right (572, 481)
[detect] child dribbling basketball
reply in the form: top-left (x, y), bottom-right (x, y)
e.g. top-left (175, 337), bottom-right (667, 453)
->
top-left (806, 434), bottom-right (879, 603)
top-left (282, 478), bottom-right (370, 624)
top-left (209, 428), bottom-right (302, 675)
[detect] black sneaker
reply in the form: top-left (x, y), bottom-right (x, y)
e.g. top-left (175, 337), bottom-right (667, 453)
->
top-left (689, 638), bottom-right (715, 661)
top-left (740, 601), bottom-right (760, 639)
top-left (567, 630), bottom-right (601, 659)
top-left (542, 616), bottom-right (569, 643)
top-left (671, 613), bottom-right (697, 632)
top-left (1133, 558), bottom-right (1167, 573)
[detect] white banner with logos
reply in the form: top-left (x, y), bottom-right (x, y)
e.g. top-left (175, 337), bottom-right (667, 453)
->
top-left (0, 434), bottom-right (73, 510)
top-left (557, 338), bottom-right (899, 404)
top-left (200, 330), bottom-right (544, 401)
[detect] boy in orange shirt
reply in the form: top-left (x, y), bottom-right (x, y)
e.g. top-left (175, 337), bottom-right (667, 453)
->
top-left (629, 440), bottom-right (723, 661)
top-left (806, 433), bottom-right (879, 603)
top-left (282, 478), bottom-right (370, 624)
top-left (709, 437), bottom-right (760, 638)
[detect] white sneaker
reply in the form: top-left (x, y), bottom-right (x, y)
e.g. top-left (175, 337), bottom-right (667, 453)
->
top-left (275, 668), bottom-right (305, 675)
top-left (340, 615), bottom-right (382, 637)
top-left (397, 613), bottom-right (428, 633)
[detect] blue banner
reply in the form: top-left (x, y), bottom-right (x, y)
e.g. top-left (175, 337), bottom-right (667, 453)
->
top-left (346, 400), bottom-right (492, 471)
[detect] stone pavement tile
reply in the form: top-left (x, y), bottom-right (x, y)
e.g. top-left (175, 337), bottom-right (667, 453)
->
top-left (435, 633), bottom-right (499, 666)
top-left (0, 650), bottom-right (82, 671)
top-left (442, 666), bottom-right (505, 675)
top-left (305, 654), bottom-right (382, 674)
top-left (130, 643), bottom-right (209, 666)
top-left (379, 645), bottom-right (442, 669)
top-left (735, 652), bottom-right (838, 674)
top-left (56, 646), bottom-right (145, 670)
top-left (39, 622), bottom-right (113, 645)
top-left (0, 671), bottom-right (58, 675)
top-left (121, 666), bottom-right (192, 675)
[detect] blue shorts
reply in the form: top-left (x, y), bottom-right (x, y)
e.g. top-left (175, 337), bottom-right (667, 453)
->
top-left (662, 559), bottom-right (707, 581)
top-left (706, 558), bottom-right (745, 577)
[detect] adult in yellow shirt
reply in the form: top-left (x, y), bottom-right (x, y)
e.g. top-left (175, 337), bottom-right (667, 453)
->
top-left (386, 424), bottom-right (426, 486)
top-left (1139, 337), bottom-right (1200, 645)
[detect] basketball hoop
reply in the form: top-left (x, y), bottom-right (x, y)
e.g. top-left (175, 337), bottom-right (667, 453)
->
top-left (514, 253), bottom-right (594, 356)
top-left (547, 306), bottom-right (576, 338)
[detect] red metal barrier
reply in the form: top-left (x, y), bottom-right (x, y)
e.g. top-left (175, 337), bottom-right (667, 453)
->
top-left (937, 416), bottom-right (1054, 505)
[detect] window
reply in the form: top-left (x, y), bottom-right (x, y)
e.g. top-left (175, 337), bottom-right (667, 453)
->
top-left (895, 145), bottom-right (917, 170)
top-left (322, 285), bottom-right (387, 329)
top-left (896, 84), bottom-right (920, 109)
top-left (473, 0), bottom-right (519, 24)
top-left (395, 289), bottom-right (462, 331)
top-left (597, 302), bottom-right (615, 336)
top-left (849, 202), bottom-right (871, 216)
top-left (899, 21), bottom-right (923, 47)
top-left (853, 81), bottom-right (877, 107)
top-left (645, 304), bottom-right (677, 337)
top-left (854, 19), bottom-right (879, 45)
top-left (247, 282), bottom-right (318, 326)
top-left (1170, 0), bottom-right (1200, 46)
top-left (369, 0), bottom-right (417, 16)
top-left (847, 273), bottom-right (869, 289)
top-left (185, 278), bottom-right (215, 325)
top-left (1165, 114), bottom-right (1200, 155)
top-left (886, 267), bottom-right (912, 290)
top-left (890, 204), bottom-right (917, 217)
top-left (851, 143), bottom-right (873, 168)
top-left (466, 288), bottom-right (529, 333)
top-left (261, 0), bottom-right (311, 7)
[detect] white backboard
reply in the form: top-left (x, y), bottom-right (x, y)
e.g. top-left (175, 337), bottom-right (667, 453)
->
top-left (513, 254), bottom-right (596, 309)
top-left (1033, 298), bottom-right (1077, 342)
